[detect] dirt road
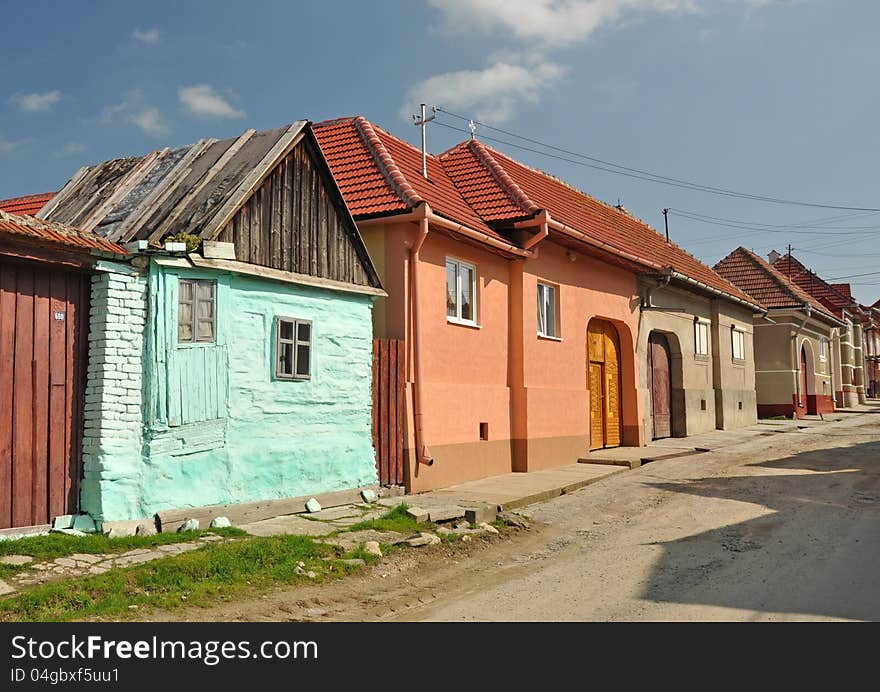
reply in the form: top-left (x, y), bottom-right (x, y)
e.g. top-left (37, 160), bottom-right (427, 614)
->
top-left (159, 412), bottom-right (880, 622)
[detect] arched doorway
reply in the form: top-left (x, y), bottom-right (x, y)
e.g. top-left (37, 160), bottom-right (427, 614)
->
top-left (648, 332), bottom-right (672, 439)
top-left (588, 319), bottom-right (622, 450)
top-left (800, 341), bottom-right (817, 415)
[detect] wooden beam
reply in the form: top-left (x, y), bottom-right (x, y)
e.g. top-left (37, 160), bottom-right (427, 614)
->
top-left (188, 255), bottom-right (386, 297)
top-left (148, 130), bottom-right (257, 244)
top-left (111, 139), bottom-right (216, 243)
top-left (155, 485), bottom-right (380, 532)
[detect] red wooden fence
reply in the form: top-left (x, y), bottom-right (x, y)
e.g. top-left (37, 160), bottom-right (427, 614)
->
top-left (372, 338), bottom-right (405, 486)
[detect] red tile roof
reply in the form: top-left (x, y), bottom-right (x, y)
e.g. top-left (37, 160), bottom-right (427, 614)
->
top-left (832, 283), bottom-right (852, 299)
top-left (0, 192), bottom-right (54, 216)
top-left (714, 247), bottom-right (839, 323)
top-left (440, 139), bottom-right (756, 306)
top-left (313, 117), bottom-right (503, 239)
top-left (0, 210), bottom-right (127, 255)
top-left (771, 253), bottom-right (855, 316)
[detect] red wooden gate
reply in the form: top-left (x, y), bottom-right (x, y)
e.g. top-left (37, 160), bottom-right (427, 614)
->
top-left (372, 339), bottom-right (405, 486)
top-left (0, 259), bottom-right (88, 529)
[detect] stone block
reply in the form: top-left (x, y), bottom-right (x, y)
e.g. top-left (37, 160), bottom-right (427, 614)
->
top-left (464, 504), bottom-right (498, 525)
top-left (210, 516), bottom-right (232, 529)
top-left (363, 541), bottom-right (383, 557)
top-left (72, 515), bottom-right (97, 533)
top-left (177, 518), bottom-right (199, 532)
top-left (427, 506), bottom-right (466, 523)
top-left (52, 515), bottom-right (75, 530)
top-left (305, 498), bottom-right (322, 513)
top-left (360, 488), bottom-right (378, 504)
top-left (406, 507), bottom-right (430, 523)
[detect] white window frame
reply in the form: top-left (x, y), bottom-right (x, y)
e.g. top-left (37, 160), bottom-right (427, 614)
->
top-left (537, 282), bottom-right (560, 339)
top-left (818, 336), bottom-right (827, 361)
top-left (694, 318), bottom-right (710, 356)
top-left (275, 316), bottom-right (312, 381)
top-left (446, 257), bottom-right (478, 327)
top-left (731, 326), bottom-right (746, 362)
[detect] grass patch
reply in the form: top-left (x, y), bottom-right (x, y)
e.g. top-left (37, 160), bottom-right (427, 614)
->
top-left (0, 534), bottom-right (356, 622)
top-left (342, 503), bottom-right (429, 535)
top-left (0, 528), bottom-right (245, 564)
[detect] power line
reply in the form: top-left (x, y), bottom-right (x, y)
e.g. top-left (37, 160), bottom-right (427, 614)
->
top-left (666, 209), bottom-right (880, 236)
top-left (666, 207), bottom-right (880, 231)
top-left (435, 107), bottom-right (880, 212)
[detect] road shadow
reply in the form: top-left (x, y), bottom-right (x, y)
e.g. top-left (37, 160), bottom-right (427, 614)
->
top-left (641, 435), bottom-right (880, 620)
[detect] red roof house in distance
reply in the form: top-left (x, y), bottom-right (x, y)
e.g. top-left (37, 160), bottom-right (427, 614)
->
top-left (0, 192), bottom-right (54, 216)
top-left (715, 247), bottom-right (844, 418)
top-left (315, 116), bottom-right (763, 492)
top-left (770, 251), bottom-right (870, 405)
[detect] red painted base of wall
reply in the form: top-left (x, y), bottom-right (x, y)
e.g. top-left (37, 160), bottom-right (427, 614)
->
top-left (758, 403), bottom-right (796, 419)
top-left (807, 394), bottom-right (835, 415)
top-left (759, 394), bottom-right (836, 420)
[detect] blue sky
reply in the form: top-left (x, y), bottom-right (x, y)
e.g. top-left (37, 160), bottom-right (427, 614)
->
top-left (2, 0), bottom-right (879, 302)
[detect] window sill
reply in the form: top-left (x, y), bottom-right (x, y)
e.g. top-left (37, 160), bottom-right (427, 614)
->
top-left (447, 317), bottom-right (481, 329)
top-left (177, 341), bottom-right (217, 349)
top-left (694, 354), bottom-right (710, 361)
top-left (537, 333), bottom-right (562, 342)
top-left (731, 358), bottom-right (747, 366)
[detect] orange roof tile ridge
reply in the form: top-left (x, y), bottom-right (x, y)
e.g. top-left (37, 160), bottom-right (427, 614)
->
top-left (467, 140), bottom-right (540, 217)
top-left (353, 116), bottom-right (424, 209)
top-left (0, 209), bottom-right (127, 255)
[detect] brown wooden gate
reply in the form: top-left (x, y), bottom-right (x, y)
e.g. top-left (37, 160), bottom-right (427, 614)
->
top-left (0, 259), bottom-right (88, 529)
top-left (648, 332), bottom-right (672, 439)
top-left (372, 338), bottom-right (405, 486)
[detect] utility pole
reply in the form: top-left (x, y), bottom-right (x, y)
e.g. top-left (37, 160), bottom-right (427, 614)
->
top-left (412, 104), bottom-right (436, 180)
top-left (662, 208), bottom-right (669, 243)
top-left (787, 243), bottom-right (792, 282)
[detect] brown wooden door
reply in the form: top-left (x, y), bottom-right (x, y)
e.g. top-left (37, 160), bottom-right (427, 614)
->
top-left (372, 338), bottom-right (405, 486)
top-left (0, 259), bottom-right (88, 529)
top-left (588, 319), bottom-right (622, 450)
top-left (649, 332), bottom-right (672, 439)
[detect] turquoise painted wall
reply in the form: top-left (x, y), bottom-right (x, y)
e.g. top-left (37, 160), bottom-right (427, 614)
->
top-left (137, 262), bottom-right (378, 518)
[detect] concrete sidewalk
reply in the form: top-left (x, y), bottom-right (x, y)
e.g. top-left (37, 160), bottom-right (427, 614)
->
top-left (393, 402), bottom-right (880, 516)
top-left (380, 462), bottom-right (626, 514)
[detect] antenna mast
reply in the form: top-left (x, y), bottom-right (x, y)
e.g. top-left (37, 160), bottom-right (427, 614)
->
top-left (412, 104), bottom-right (436, 179)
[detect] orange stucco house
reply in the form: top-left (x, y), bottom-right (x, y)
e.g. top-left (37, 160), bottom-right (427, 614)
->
top-left (315, 117), bottom-right (760, 493)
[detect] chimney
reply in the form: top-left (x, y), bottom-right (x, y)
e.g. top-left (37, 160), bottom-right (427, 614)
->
top-left (768, 249), bottom-right (781, 264)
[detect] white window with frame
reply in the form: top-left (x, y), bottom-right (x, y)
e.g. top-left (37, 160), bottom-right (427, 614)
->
top-left (275, 317), bottom-right (312, 380)
top-left (446, 258), bottom-right (477, 326)
top-left (178, 278), bottom-right (216, 344)
top-left (537, 282), bottom-right (559, 339)
top-left (731, 326), bottom-right (746, 361)
top-left (694, 318), bottom-right (710, 356)
top-left (818, 336), bottom-right (827, 361)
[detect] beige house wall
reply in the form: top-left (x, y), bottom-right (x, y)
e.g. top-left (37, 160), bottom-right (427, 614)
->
top-left (637, 281), bottom-right (757, 441)
top-left (753, 310), bottom-right (836, 416)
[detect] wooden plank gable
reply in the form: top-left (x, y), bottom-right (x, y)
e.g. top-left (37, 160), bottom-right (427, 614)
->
top-left (214, 131), bottom-right (381, 288)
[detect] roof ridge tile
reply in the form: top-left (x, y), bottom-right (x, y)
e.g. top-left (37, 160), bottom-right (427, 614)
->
top-left (353, 116), bottom-right (423, 209)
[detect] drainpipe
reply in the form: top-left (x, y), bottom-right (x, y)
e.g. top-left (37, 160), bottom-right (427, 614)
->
top-left (410, 205), bottom-right (433, 466)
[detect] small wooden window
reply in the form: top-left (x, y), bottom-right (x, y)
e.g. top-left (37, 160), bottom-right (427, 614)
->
top-left (178, 279), bottom-right (215, 343)
top-left (276, 317), bottom-right (312, 380)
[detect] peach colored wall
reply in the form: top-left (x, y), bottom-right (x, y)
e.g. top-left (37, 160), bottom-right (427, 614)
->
top-left (521, 241), bottom-right (643, 451)
top-left (360, 218), bottom-right (645, 491)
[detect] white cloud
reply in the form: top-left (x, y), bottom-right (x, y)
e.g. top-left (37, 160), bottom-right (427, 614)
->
top-left (62, 142), bottom-right (87, 155)
top-left (0, 138), bottom-right (21, 155)
top-left (130, 108), bottom-right (168, 136)
top-left (132, 28), bottom-right (161, 43)
top-left (178, 84), bottom-right (245, 119)
top-left (429, 0), bottom-right (699, 47)
top-left (404, 60), bottom-right (567, 123)
top-left (11, 90), bottom-right (62, 112)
